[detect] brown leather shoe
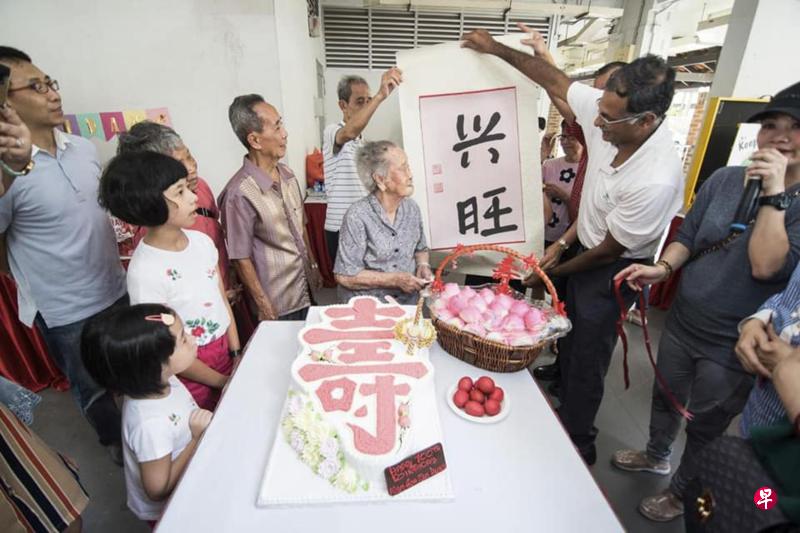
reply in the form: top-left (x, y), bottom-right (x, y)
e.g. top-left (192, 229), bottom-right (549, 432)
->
top-left (639, 490), bottom-right (684, 522)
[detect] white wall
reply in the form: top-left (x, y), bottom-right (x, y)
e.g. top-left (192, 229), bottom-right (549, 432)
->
top-left (323, 67), bottom-right (404, 146)
top-left (274, 0), bottom-right (326, 180)
top-left (0, 0), bottom-right (321, 194)
top-left (711, 0), bottom-right (800, 98)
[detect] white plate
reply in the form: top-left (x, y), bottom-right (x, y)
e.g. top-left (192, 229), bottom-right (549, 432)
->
top-left (446, 384), bottom-right (511, 424)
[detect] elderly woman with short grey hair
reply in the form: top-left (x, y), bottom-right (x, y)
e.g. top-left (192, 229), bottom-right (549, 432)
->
top-left (334, 140), bottom-right (432, 304)
top-left (114, 121), bottom-right (231, 286)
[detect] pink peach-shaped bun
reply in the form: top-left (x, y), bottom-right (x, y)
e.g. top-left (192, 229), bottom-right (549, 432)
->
top-left (524, 308), bottom-right (545, 329)
top-left (508, 333), bottom-right (535, 346)
top-left (509, 300), bottom-right (530, 317)
top-left (447, 294), bottom-right (469, 315)
top-left (495, 293), bottom-right (515, 309)
top-left (501, 314), bottom-right (526, 332)
top-left (485, 331), bottom-right (506, 343)
top-left (464, 323), bottom-right (487, 337)
top-left (460, 286), bottom-right (477, 299)
top-left (459, 306), bottom-right (482, 324)
top-left (471, 297), bottom-right (488, 313)
top-left (431, 298), bottom-right (448, 313)
top-left (443, 282), bottom-right (461, 298)
top-left (436, 308), bottom-right (455, 321)
top-left (445, 316), bottom-right (465, 329)
top-left (478, 287), bottom-right (496, 304)
top-left (488, 301), bottom-right (509, 317)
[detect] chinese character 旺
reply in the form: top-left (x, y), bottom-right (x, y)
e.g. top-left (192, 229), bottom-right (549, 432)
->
top-left (480, 187), bottom-right (518, 237)
top-left (456, 196), bottom-right (479, 235)
top-left (452, 112), bottom-right (506, 168)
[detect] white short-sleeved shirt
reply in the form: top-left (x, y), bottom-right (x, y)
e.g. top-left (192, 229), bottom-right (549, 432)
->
top-left (323, 121), bottom-right (368, 232)
top-left (567, 83), bottom-right (684, 259)
top-left (122, 376), bottom-right (197, 520)
top-left (127, 230), bottom-right (230, 346)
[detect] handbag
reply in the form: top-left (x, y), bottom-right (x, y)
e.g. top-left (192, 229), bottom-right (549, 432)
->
top-left (683, 436), bottom-right (798, 532)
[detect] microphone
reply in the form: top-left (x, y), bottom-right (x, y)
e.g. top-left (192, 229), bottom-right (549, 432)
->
top-left (730, 175), bottom-right (762, 233)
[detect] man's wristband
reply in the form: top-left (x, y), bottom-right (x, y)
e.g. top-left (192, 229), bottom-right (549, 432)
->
top-left (655, 259), bottom-right (673, 278)
top-left (556, 238), bottom-right (570, 251)
top-left (229, 349), bottom-right (241, 359)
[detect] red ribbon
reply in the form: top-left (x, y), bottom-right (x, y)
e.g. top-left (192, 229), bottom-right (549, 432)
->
top-left (613, 277), bottom-right (693, 421)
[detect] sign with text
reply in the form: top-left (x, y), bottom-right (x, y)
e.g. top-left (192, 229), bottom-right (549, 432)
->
top-left (398, 37), bottom-right (543, 276)
top-left (726, 122), bottom-right (760, 167)
top-left (384, 442), bottom-right (447, 496)
top-left (420, 87), bottom-right (525, 249)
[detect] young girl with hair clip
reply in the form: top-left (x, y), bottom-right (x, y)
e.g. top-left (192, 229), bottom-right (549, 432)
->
top-left (99, 151), bottom-right (240, 410)
top-left (81, 303), bottom-right (212, 525)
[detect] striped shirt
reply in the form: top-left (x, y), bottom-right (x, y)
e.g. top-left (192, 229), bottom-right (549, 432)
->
top-left (0, 404), bottom-right (88, 532)
top-left (323, 122), bottom-right (368, 232)
top-left (739, 264), bottom-right (800, 436)
top-left (219, 157), bottom-right (311, 317)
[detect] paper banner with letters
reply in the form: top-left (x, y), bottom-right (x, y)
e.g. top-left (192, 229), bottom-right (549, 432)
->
top-left (62, 114), bottom-right (79, 136)
top-left (100, 112), bottom-right (126, 140)
top-left (76, 113), bottom-right (103, 140)
top-left (58, 108), bottom-right (172, 141)
top-left (397, 36), bottom-right (542, 275)
top-left (145, 107), bottom-right (172, 126)
top-left (122, 109), bottom-right (147, 130)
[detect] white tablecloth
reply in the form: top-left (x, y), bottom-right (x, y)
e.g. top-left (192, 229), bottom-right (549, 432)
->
top-left (157, 320), bottom-right (623, 532)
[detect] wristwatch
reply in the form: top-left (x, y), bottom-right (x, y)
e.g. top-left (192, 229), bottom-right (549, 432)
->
top-left (759, 193), bottom-right (792, 211)
top-left (0, 159), bottom-right (34, 177)
top-left (556, 238), bottom-right (570, 251)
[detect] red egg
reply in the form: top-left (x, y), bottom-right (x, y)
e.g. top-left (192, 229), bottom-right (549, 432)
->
top-left (464, 401), bottom-right (485, 417)
top-left (458, 376), bottom-right (474, 392)
top-left (469, 389), bottom-right (485, 403)
top-left (484, 399), bottom-right (501, 416)
top-left (453, 390), bottom-right (469, 408)
top-left (489, 387), bottom-right (504, 403)
top-left (476, 376), bottom-right (496, 395)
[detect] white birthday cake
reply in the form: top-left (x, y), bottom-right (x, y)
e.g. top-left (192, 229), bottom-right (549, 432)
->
top-left (280, 296), bottom-right (434, 493)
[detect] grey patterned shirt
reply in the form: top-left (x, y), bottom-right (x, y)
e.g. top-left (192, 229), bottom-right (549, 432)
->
top-left (334, 194), bottom-right (428, 304)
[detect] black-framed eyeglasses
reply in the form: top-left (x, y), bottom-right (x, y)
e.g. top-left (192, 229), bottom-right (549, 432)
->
top-left (8, 78), bottom-right (59, 95)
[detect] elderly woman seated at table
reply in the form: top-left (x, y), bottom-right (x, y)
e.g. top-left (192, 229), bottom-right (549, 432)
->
top-left (334, 140), bottom-right (432, 304)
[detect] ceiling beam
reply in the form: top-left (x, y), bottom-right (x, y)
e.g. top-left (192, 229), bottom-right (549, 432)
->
top-left (675, 71), bottom-right (714, 83)
top-left (362, 0), bottom-right (624, 18)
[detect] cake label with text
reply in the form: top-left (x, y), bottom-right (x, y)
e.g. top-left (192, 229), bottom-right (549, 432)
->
top-left (384, 442), bottom-right (447, 496)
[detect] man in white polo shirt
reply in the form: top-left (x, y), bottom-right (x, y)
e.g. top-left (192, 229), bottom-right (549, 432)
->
top-left (462, 30), bottom-right (683, 465)
top-left (323, 68), bottom-right (402, 264)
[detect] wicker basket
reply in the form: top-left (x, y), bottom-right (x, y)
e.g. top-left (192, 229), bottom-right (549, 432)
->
top-left (428, 244), bottom-right (566, 373)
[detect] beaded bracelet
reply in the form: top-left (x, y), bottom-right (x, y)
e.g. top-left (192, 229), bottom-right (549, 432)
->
top-left (655, 259), bottom-right (673, 279)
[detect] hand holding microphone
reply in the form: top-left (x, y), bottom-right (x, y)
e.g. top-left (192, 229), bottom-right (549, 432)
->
top-left (730, 149), bottom-right (788, 233)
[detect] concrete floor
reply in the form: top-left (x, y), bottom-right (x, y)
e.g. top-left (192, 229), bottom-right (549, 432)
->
top-left (29, 290), bottom-right (703, 533)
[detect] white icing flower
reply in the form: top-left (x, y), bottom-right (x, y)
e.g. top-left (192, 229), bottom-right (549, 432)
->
top-left (317, 458), bottom-right (341, 480)
top-left (332, 465), bottom-right (360, 492)
top-left (290, 430), bottom-right (305, 453)
top-left (288, 394), bottom-right (304, 416)
top-left (307, 418), bottom-right (332, 445)
top-left (294, 407), bottom-right (318, 433)
top-left (281, 415), bottom-right (295, 439)
top-left (301, 443), bottom-right (321, 468)
top-left (320, 436), bottom-right (339, 459)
